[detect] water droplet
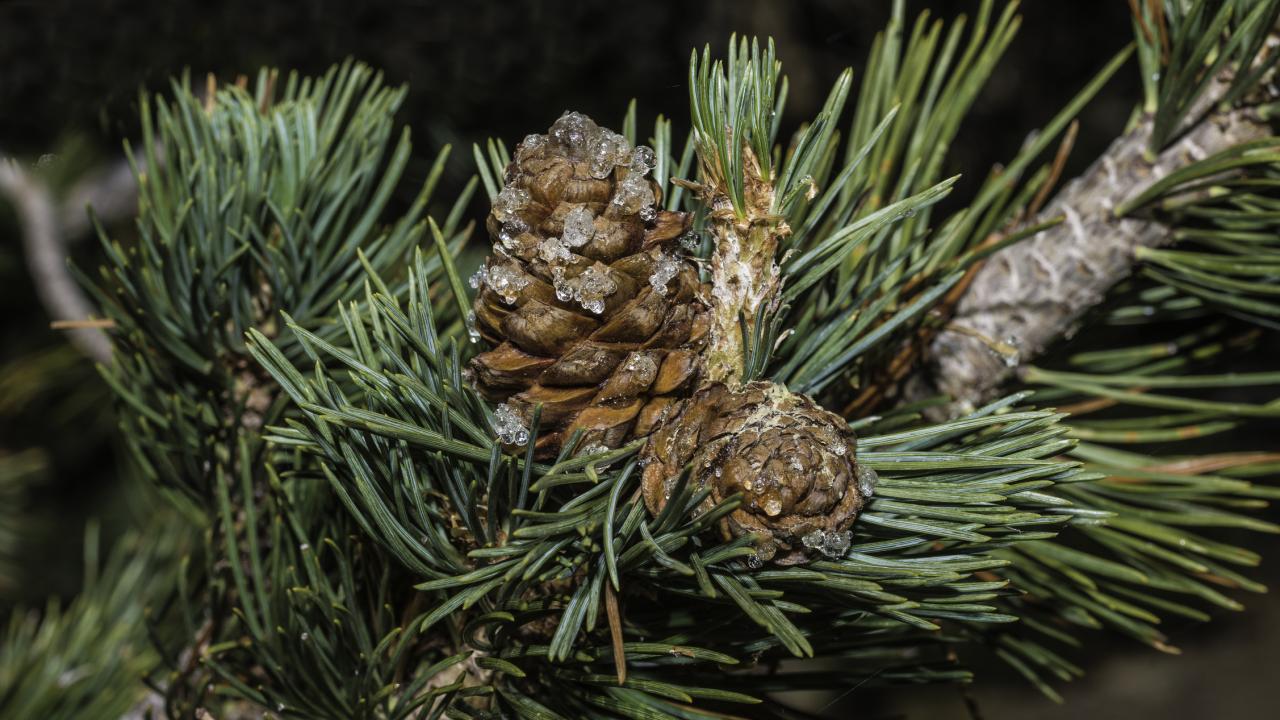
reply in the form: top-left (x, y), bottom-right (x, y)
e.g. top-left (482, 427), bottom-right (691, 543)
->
top-left (763, 498), bottom-right (782, 516)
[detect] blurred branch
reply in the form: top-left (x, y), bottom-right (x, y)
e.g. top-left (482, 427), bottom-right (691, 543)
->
top-left (0, 153), bottom-right (139, 364)
top-left (61, 156), bottom-right (139, 238)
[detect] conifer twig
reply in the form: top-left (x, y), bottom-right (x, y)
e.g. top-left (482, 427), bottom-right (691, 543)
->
top-left (914, 71), bottom-right (1275, 414)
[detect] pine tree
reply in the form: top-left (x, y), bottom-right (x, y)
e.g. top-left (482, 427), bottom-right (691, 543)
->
top-left (4, 1), bottom-right (1280, 718)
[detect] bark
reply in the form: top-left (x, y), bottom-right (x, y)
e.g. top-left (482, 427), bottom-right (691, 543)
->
top-left (910, 86), bottom-right (1274, 416)
top-left (702, 150), bottom-right (785, 386)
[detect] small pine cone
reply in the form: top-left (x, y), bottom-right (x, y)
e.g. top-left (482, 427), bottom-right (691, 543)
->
top-left (640, 382), bottom-right (869, 565)
top-left (470, 111), bottom-right (709, 457)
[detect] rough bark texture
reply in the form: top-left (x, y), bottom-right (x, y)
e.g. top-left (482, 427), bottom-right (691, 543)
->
top-left (913, 94), bottom-right (1273, 416)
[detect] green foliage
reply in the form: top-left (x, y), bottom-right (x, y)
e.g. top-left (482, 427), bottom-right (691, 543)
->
top-left (15, 1), bottom-right (1278, 717)
top-left (688, 35), bottom-right (784, 217)
top-left (1134, 0), bottom-right (1280, 148)
top-left (252, 250), bottom-right (1104, 715)
top-left (767, 0), bottom-right (1130, 397)
top-left (0, 450), bottom-right (43, 594)
top-left (195, 463), bottom-right (439, 720)
top-left (80, 60), bottom-right (468, 504)
top-left (0, 521), bottom-right (179, 720)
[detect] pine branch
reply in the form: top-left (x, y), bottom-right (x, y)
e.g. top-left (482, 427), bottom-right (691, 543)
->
top-left (0, 156), bottom-right (113, 363)
top-left (0, 519), bottom-right (183, 720)
top-left (63, 3), bottom-right (1280, 716)
top-left (914, 1), bottom-right (1280, 415)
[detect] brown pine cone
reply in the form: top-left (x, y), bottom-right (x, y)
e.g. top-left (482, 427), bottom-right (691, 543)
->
top-left (469, 112), bottom-right (709, 457)
top-left (640, 381), bottom-right (871, 565)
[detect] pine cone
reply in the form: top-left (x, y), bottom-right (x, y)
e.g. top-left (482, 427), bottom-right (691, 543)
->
top-left (640, 382), bottom-right (870, 565)
top-left (469, 112), bottom-right (709, 457)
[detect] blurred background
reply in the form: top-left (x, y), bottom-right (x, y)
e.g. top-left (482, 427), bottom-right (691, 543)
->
top-left (0, 1), bottom-right (1275, 718)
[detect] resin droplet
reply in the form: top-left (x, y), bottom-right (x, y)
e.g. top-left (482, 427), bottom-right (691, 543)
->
top-left (589, 130), bottom-right (632, 179)
top-left (538, 237), bottom-right (572, 265)
top-left (574, 265), bottom-right (617, 315)
top-left (516, 133), bottom-right (546, 162)
top-left (822, 530), bottom-right (851, 558)
top-left (624, 353), bottom-right (657, 378)
top-left (577, 442), bottom-right (610, 457)
top-left (465, 311), bottom-right (480, 344)
top-left (485, 265), bottom-right (528, 304)
top-left (493, 186), bottom-right (530, 225)
top-left (801, 529), bottom-right (852, 559)
top-left (549, 111), bottom-right (601, 160)
top-left (611, 172), bottom-right (656, 215)
top-left (498, 219), bottom-right (528, 251)
top-left (552, 267), bottom-right (574, 303)
top-left (492, 403), bottom-right (530, 446)
top-left (561, 206), bottom-right (595, 248)
top-left (649, 253), bottom-right (680, 295)
top-left (630, 145), bottom-right (656, 174)
top-left (678, 231), bottom-right (701, 253)
top-left (857, 464), bottom-right (879, 499)
top-left (552, 264), bottom-right (617, 315)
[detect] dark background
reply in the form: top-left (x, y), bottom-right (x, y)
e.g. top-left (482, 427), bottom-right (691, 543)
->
top-left (0, 1), bottom-right (1275, 718)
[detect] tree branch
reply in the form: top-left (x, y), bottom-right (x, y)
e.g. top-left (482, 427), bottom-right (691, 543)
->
top-left (0, 156), bottom-right (114, 364)
top-left (909, 80), bottom-right (1274, 415)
